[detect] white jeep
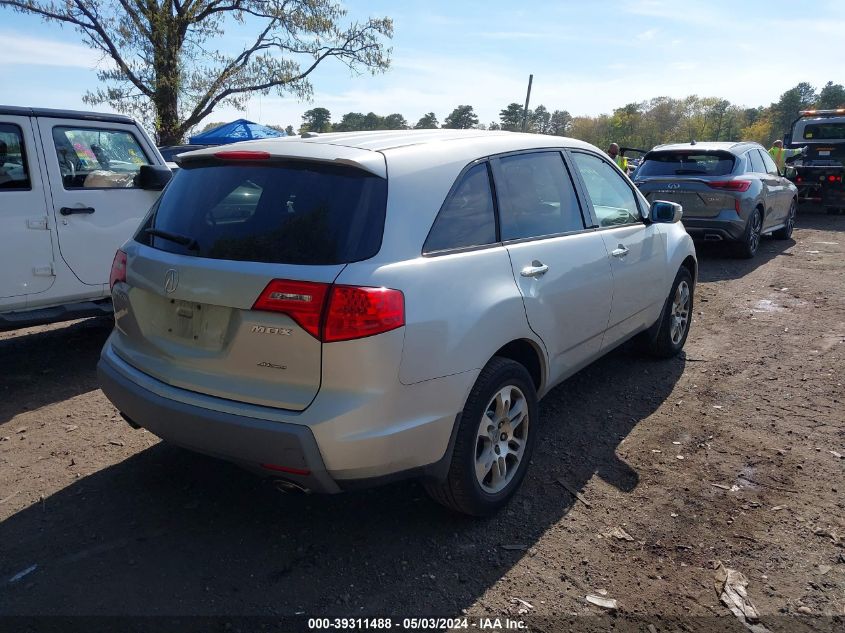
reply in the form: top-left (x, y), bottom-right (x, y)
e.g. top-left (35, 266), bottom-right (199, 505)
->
top-left (0, 106), bottom-right (171, 330)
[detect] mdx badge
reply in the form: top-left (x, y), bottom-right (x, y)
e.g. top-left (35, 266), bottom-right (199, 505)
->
top-left (251, 325), bottom-right (293, 336)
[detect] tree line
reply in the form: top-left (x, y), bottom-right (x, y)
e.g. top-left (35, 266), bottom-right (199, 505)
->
top-left (207, 80), bottom-right (844, 150)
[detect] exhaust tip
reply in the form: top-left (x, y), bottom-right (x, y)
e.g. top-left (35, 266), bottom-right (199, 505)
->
top-left (274, 479), bottom-right (311, 494)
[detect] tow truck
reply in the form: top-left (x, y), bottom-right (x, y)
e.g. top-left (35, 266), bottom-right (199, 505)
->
top-left (785, 108), bottom-right (845, 213)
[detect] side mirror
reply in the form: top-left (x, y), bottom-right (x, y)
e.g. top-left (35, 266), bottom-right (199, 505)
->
top-left (136, 164), bottom-right (172, 190)
top-left (650, 200), bottom-right (683, 224)
top-left (784, 165), bottom-right (797, 179)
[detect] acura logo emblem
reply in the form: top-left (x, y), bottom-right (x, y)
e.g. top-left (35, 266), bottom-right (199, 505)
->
top-left (164, 269), bottom-right (179, 294)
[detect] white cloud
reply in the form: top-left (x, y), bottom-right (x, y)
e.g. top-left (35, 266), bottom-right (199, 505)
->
top-left (637, 28), bottom-right (658, 41)
top-left (1, 32), bottom-right (109, 69)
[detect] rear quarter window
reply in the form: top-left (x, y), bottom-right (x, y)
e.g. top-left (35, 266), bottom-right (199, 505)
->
top-left (138, 162), bottom-right (387, 265)
top-left (637, 152), bottom-right (735, 177)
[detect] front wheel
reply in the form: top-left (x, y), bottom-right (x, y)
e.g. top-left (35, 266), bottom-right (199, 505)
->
top-left (772, 200), bottom-right (796, 240)
top-left (424, 357), bottom-right (538, 516)
top-left (641, 267), bottom-right (694, 358)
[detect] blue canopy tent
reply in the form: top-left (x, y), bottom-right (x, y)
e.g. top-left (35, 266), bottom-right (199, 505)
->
top-left (188, 119), bottom-right (286, 145)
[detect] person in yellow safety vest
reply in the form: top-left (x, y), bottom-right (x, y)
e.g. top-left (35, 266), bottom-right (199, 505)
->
top-left (768, 140), bottom-right (804, 174)
top-left (607, 143), bottom-right (628, 172)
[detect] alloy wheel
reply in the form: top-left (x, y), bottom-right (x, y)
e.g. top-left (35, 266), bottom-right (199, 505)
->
top-left (474, 385), bottom-right (529, 494)
top-left (670, 280), bottom-right (691, 345)
top-left (748, 211), bottom-right (762, 254)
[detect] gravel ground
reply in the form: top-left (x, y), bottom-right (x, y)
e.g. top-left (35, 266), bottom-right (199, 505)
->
top-left (1, 211), bottom-right (843, 630)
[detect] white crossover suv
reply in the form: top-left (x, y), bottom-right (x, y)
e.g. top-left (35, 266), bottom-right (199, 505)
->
top-left (98, 130), bottom-right (696, 515)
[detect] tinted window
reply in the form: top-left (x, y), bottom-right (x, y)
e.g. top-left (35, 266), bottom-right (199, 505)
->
top-left (637, 151), bottom-right (735, 177)
top-left (747, 150), bottom-right (765, 173)
top-left (571, 152), bottom-right (641, 227)
top-left (424, 163), bottom-right (496, 253)
top-left (803, 122), bottom-right (845, 140)
top-left (140, 162), bottom-right (387, 265)
top-left (52, 126), bottom-right (150, 189)
top-left (0, 123), bottom-right (31, 190)
top-left (759, 149), bottom-right (779, 176)
top-left (496, 152), bottom-right (585, 240)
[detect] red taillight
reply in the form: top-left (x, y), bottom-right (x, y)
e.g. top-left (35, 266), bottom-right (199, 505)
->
top-left (252, 279), bottom-right (405, 342)
top-left (213, 150), bottom-right (271, 160)
top-left (252, 279), bottom-right (329, 338)
top-left (260, 463), bottom-right (311, 476)
top-left (707, 180), bottom-right (751, 192)
top-left (796, 176), bottom-right (803, 183)
top-left (109, 249), bottom-right (127, 290)
top-left (828, 175), bottom-right (842, 183)
top-left (324, 286), bottom-right (405, 342)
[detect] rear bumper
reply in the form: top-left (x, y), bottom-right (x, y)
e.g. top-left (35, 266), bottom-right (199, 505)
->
top-left (682, 211), bottom-right (746, 242)
top-left (98, 349), bottom-right (341, 493)
top-left (98, 336), bottom-right (476, 491)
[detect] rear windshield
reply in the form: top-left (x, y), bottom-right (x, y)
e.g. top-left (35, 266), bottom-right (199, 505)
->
top-left (636, 151), bottom-right (735, 177)
top-left (802, 123), bottom-right (845, 141)
top-left (137, 162), bottom-right (387, 265)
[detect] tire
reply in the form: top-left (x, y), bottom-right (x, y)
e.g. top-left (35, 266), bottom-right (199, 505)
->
top-left (772, 200), bottom-right (796, 240)
top-left (735, 208), bottom-right (762, 259)
top-left (424, 357), bottom-right (539, 516)
top-left (642, 267), bottom-right (694, 358)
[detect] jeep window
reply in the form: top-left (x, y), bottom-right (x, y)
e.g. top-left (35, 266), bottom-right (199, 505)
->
top-left (571, 152), bottom-right (641, 227)
top-left (139, 162), bottom-right (387, 265)
top-left (423, 163), bottom-right (497, 253)
top-left (802, 123), bottom-right (845, 140)
top-left (0, 124), bottom-right (31, 190)
top-left (52, 126), bottom-right (151, 189)
top-left (637, 151), bottom-right (735, 177)
top-left (496, 152), bottom-right (585, 240)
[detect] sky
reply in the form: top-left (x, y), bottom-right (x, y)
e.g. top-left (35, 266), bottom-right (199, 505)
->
top-left (1, 0), bottom-right (844, 134)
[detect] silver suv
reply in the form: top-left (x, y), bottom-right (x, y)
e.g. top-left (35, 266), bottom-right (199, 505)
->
top-left (98, 130), bottom-right (697, 515)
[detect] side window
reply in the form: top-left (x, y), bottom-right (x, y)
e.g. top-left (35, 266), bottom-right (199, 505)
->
top-left (747, 150), bottom-right (765, 174)
top-left (0, 123), bottom-right (31, 190)
top-left (423, 163), bottom-right (497, 253)
top-left (760, 149), bottom-right (780, 176)
top-left (496, 151), bottom-right (585, 240)
top-left (51, 126), bottom-right (150, 189)
top-left (571, 152), bottom-right (641, 227)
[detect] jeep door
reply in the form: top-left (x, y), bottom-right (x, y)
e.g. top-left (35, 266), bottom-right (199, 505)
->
top-left (0, 115), bottom-right (55, 306)
top-left (36, 118), bottom-right (163, 287)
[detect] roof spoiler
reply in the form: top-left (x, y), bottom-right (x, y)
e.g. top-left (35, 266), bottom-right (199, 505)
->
top-left (174, 149), bottom-right (387, 178)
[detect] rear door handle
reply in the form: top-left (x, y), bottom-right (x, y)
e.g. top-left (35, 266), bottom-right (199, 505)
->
top-left (611, 244), bottom-right (629, 258)
top-left (520, 261), bottom-right (549, 278)
top-left (60, 206), bottom-right (96, 216)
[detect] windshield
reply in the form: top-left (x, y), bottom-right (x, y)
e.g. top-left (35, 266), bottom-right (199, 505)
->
top-left (636, 151), bottom-right (735, 177)
top-left (137, 162), bottom-right (387, 265)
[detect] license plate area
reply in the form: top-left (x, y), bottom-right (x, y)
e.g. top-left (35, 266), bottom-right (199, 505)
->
top-left (159, 298), bottom-right (231, 349)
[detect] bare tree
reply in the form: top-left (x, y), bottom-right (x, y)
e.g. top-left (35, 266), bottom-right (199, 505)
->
top-left (1, 1), bottom-right (392, 144)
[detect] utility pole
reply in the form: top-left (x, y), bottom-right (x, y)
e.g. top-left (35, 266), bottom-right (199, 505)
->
top-left (521, 74), bottom-right (534, 132)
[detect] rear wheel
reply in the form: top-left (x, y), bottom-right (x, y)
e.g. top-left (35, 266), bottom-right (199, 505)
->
top-left (424, 357), bottom-right (538, 516)
top-left (735, 208), bottom-right (762, 258)
top-left (773, 200), bottom-right (796, 240)
top-left (642, 267), bottom-right (694, 358)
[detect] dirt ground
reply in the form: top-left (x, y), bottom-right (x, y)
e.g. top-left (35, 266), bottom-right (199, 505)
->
top-left (1, 211), bottom-right (843, 630)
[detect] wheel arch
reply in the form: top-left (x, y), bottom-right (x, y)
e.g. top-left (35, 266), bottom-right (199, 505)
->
top-left (491, 338), bottom-right (546, 394)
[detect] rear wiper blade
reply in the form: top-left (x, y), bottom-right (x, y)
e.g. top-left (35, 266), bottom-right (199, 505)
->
top-left (145, 228), bottom-right (199, 251)
top-left (674, 169), bottom-right (707, 175)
